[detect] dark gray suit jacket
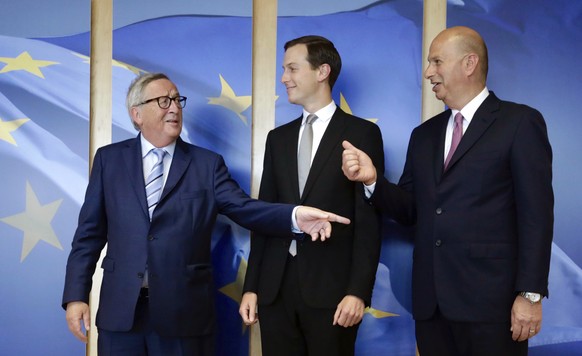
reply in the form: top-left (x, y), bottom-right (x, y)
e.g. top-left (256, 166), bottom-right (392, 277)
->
top-left (372, 92), bottom-right (553, 322)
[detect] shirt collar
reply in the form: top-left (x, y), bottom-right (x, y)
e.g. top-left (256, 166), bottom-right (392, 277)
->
top-left (302, 101), bottom-right (336, 124)
top-left (140, 135), bottom-right (176, 158)
top-left (454, 87), bottom-right (490, 123)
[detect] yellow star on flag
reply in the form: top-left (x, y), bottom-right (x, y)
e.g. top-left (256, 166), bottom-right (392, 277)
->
top-left (0, 51), bottom-right (59, 79)
top-left (340, 93), bottom-right (378, 123)
top-left (364, 306), bottom-right (399, 318)
top-left (207, 74), bottom-right (252, 125)
top-left (71, 52), bottom-right (144, 75)
top-left (218, 257), bottom-right (249, 333)
top-left (0, 117), bottom-right (30, 146)
top-left (1, 181), bottom-right (63, 262)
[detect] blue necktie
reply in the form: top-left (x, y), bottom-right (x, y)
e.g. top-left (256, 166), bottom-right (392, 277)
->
top-left (146, 148), bottom-right (166, 220)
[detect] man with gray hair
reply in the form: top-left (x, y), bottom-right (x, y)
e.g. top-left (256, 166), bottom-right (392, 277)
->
top-left (63, 72), bottom-right (350, 355)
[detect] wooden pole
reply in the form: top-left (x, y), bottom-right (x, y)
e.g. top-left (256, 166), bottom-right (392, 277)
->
top-left (87, 0), bottom-right (112, 355)
top-left (249, 0), bottom-right (278, 355)
top-left (251, 0), bottom-right (278, 198)
top-left (421, 0), bottom-right (447, 122)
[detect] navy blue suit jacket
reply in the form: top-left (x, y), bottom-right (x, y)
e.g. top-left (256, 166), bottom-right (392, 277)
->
top-left (63, 135), bottom-right (295, 337)
top-left (372, 92), bottom-right (553, 322)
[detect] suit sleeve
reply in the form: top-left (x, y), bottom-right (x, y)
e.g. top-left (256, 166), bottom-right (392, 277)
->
top-left (371, 130), bottom-right (416, 226)
top-left (346, 123), bottom-right (385, 305)
top-left (213, 152), bottom-right (294, 239)
top-left (62, 149), bottom-right (109, 308)
top-left (511, 108), bottom-right (553, 296)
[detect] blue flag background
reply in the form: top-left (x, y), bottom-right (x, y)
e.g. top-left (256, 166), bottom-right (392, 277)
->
top-left (1, 0), bottom-right (581, 355)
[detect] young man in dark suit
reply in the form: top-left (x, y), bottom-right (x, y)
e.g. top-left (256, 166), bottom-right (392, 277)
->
top-left (62, 72), bottom-right (350, 356)
top-left (240, 35), bottom-right (385, 355)
top-left (342, 26), bottom-right (553, 355)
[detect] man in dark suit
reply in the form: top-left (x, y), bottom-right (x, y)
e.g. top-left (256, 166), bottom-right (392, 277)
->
top-left (62, 72), bottom-right (351, 356)
top-left (342, 26), bottom-right (553, 355)
top-left (239, 36), bottom-right (384, 355)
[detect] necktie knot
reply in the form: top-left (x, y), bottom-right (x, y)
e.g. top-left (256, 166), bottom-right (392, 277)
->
top-left (454, 112), bottom-right (464, 127)
top-left (305, 114), bottom-right (318, 125)
top-left (152, 148), bottom-right (165, 163)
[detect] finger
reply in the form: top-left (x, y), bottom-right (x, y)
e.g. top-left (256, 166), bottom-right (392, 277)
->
top-left (323, 226), bottom-right (330, 239)
top-left (239, 306), bottom-right (249, 323)
top-left (329, 213), bottom-right (351, 225)
top-left (335, 309), bottom-right (347, 327)
top-left (248, 307), bottom-right (257, 324)
top-left (71, 320), bottom-right (87, 343)
top-left (528, 327), bottom-right (536, 338)
top-left (342, 140), bottom-right (356, 150)
top-left (82, 310), bottom-right (91, 333)
top-left (519, 327), bottom-right (529, 342)
top-left (333, 307), bottom-right (341, 325)
top-left (310, 230), bottom-right (320, 241)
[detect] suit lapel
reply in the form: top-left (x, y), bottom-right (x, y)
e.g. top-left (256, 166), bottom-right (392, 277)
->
top-left (300, 108), bottom-right (346, 201)
top-left (160, 137), bottom-right (191, 202)
top-left (433, 110), bottom-right (450, 184)
top-left (444, 93), bottom-right (501, 173)
top-left (123, 135), bottom-right (149, 218)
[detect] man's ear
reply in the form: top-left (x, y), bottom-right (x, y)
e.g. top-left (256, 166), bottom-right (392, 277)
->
top-left (464, 53), bottom-right (479, 76)
top-left (318, 63), bottom-right (331, 82)
top-left (131, 106), bottom-right (142, 126)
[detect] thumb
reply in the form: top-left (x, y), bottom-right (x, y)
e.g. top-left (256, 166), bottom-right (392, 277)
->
top-left (342, 140), bottom-right (356, 150)
top-left (83, 310), bottom-right (91, 331)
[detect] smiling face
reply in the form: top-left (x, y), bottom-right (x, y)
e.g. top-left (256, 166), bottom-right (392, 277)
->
top-left (424, 27), bottom-right (487, 110)
top-left (131, 78), bottom-right (182, 147)
top-left (424, 35), bottom-right (469, 110)
top-left (281, 44), bottom-right (331, 112)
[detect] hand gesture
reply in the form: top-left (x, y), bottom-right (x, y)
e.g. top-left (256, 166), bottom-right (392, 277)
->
top-left (296, 206), bottom-right (350, 241)
top-left (342, 140), bottom-right (377, 185)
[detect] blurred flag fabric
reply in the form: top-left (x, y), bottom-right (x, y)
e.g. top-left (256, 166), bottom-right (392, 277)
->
top-left (1, 0), bottom-right (581, 355)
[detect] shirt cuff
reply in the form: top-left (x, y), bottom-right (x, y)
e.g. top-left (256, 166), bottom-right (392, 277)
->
top-left (364, 182), bottom-right (376, 198)
top-left (291, 206), bottom-right (301, 233)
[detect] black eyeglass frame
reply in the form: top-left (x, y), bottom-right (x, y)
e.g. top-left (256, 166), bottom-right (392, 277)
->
top-left (138, 95), bottom-right (187, 109)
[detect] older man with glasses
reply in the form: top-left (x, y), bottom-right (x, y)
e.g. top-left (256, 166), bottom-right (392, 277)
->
top-left (62, 72), bottom-right (351, 356)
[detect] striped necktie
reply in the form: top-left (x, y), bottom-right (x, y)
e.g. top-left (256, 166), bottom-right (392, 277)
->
top-left (146, 148), bottom-right (166, 219)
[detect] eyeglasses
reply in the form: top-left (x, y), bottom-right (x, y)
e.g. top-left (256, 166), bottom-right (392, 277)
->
top-left (139, 95), bottom-right (187, 109)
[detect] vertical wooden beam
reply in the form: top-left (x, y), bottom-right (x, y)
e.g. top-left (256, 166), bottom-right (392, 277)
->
top-left (251, 0), bottom-right (278, 198)
top-left (88, 0), bottom-right (113, 355)
top-left (421, 0), bottom-right (447, 122)
top-left (250, 0), bottom-right (278, 355)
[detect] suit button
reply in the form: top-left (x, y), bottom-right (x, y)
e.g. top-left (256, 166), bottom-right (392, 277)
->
top-left (137, 272), bottom-right (144, 279)
top-left (148, 235), bottom-right (154, 241)
top-left (436, 208), bottom-right (442, 215)
top-left (435, 240), bottom-right (442, 247)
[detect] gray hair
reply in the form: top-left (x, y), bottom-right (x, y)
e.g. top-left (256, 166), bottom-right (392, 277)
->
top-left (126, 72), bottom-right (170, 130)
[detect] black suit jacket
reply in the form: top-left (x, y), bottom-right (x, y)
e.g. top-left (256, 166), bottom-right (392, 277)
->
top-left (244, 108), bottom-right (385, 308)
top-left (372, 92), bottom-right (553, 322)
top-left (63, 136), bottom-right (296, 337)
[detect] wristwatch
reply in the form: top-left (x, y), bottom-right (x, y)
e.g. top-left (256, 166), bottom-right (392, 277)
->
top-left (519, 291), bottom-right (542, 304)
